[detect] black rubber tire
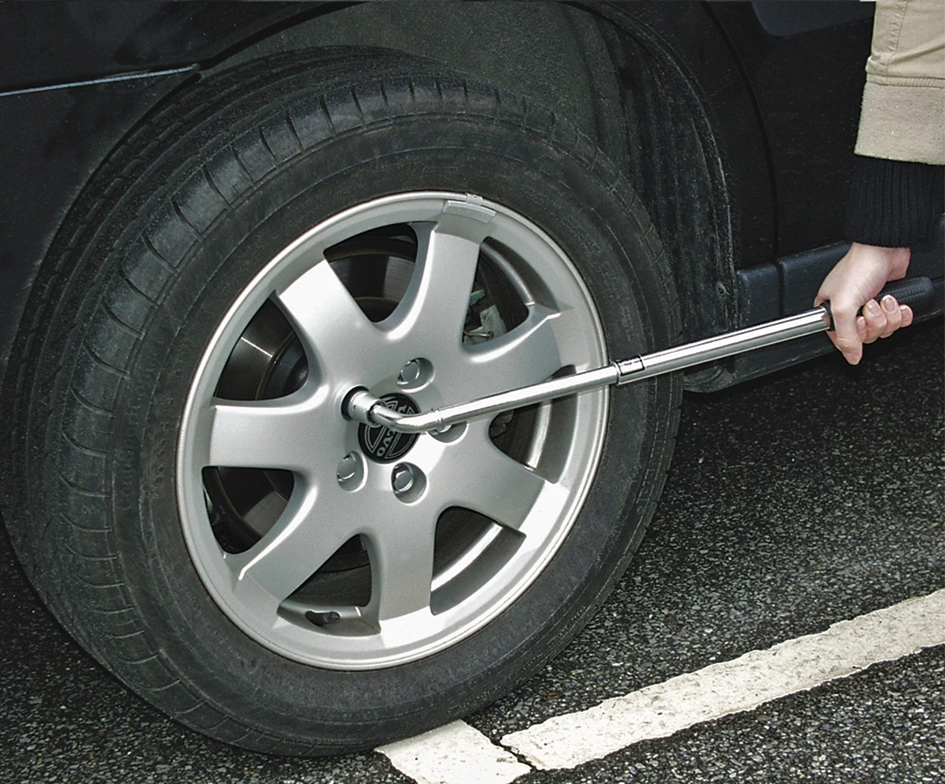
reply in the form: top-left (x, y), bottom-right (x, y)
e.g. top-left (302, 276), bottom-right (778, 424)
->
top-left (0, 50), bottom-right (681, 755)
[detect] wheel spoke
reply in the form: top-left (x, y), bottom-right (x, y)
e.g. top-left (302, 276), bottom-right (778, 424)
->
top-left (542, 305), bottom-right (606, 372)
top-left (204, 391), bottom-right (329, 473)
top-left (226, 483), bottom-right (361, 603)
top-left (445, 306), bottom-right (567, 402)
top-left (366, 510), bottom-right (438, 622)
top-left (380, 221), bottom-right (484, 347)
top-left (276, 260), bottom-right (386, 375)
top-left (437, 427), bottom-right (557, 532)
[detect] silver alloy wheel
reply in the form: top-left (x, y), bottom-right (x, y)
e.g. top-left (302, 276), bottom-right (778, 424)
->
top-left (177, 192), bottom-right (608, 669)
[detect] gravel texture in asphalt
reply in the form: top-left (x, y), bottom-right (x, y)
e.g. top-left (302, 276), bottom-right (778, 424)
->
top-left (1, 319), bottom-right (941, 783)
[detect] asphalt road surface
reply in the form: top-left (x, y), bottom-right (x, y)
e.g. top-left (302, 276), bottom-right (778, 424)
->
top-left (1, 318), bottom-right (942, 784)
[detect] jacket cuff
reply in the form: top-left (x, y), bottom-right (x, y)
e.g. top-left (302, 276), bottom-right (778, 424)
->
top-left (855, 80), bottom-right (945, 165)
top-left (845, 156), bottom-right (945, 248)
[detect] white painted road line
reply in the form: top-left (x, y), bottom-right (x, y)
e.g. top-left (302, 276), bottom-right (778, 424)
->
top-left (379, 720), bottom-right (531, 784)
top-left (378, 589), bottom-right (945, 783)
top-left (501, 588), bottom-right (945, 770)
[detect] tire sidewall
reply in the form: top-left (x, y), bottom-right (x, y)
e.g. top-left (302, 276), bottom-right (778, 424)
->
top-left (30, 62), bottom-right (680, 751)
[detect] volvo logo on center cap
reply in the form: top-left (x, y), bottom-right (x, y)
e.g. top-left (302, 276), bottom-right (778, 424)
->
top-left (358, 393), bottom-right (420, 463)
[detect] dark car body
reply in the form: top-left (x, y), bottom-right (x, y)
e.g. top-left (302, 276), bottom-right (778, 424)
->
top-left (1, 0), bottom-right (941, 399)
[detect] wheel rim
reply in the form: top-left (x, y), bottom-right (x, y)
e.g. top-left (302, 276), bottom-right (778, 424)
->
top-left (177, 192), bottom-right (609, 669)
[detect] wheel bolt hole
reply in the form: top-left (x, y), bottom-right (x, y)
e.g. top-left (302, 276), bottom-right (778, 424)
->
top-left (391, 463), bottom-right (426, 502)
top-left (397, 358), bottom-right (433, 390)
top-left (432, 421), bottom-right (467, 443)
top-left (336, 452), bottom-right (366, 491)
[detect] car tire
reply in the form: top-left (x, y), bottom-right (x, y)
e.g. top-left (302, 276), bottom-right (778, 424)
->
top-left (1, 50), bottom-right (681, 754)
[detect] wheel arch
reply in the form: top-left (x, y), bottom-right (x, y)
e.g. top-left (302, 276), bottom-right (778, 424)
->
top-left (214, 0), bottom-right (762, 368)
top-left (0, 1), bottom-right (769, 401)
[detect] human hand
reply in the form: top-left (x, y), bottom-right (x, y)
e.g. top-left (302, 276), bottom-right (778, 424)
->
top-left (814, 242), bottom-right (913, 365)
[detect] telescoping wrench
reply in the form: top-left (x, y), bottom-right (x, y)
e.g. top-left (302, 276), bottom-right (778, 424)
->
top-left (344, 277), bottom-right (935, 435)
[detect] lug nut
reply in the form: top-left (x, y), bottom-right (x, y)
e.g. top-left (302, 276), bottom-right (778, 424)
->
top-left (391, 464), bottom-right (415, 494)
top-left (337, 455), bottom-right (358, 482)
top-left (398, 359), bottom-right (422, 386)
top-left (337, 453), bottom-right (366, 491)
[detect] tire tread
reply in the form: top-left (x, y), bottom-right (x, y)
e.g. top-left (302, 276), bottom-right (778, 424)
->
top-left (2, 48), bottom-right (683, 756)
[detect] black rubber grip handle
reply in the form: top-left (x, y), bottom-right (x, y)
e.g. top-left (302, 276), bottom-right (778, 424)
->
top-left (872, 276), bottom-right (935, 315)
top-left (824, 276), bottom-right (934, 331)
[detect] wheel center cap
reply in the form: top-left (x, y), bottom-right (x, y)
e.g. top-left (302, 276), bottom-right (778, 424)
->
top-left (358, 393), bottom-right (420, 462)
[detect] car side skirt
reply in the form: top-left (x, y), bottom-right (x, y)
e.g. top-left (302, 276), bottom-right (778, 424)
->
top-left (686, 216), bottom-right (945, 392)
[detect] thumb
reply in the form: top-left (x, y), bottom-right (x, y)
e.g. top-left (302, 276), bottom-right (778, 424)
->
top-left (829, 308), bottom-right (865, 365)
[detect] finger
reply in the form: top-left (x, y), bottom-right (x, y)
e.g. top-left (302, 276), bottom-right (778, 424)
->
top-left (901, 304), bottom-right (914, 328)
top-left (861, 299), bottom-right (887, 344)
top-left (830, 308), bottom-right (864, 364)
top-left (878, 295), bottom-right (902, 338)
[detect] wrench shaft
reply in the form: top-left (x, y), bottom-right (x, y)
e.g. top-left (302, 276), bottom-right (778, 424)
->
top-left (346, 307), bottom-right (831, 434)
top-left (346, 275), bottom-right (934, 434)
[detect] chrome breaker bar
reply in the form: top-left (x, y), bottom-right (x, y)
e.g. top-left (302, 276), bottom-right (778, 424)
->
top-left (344, 277), bottom-right (933, 435)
